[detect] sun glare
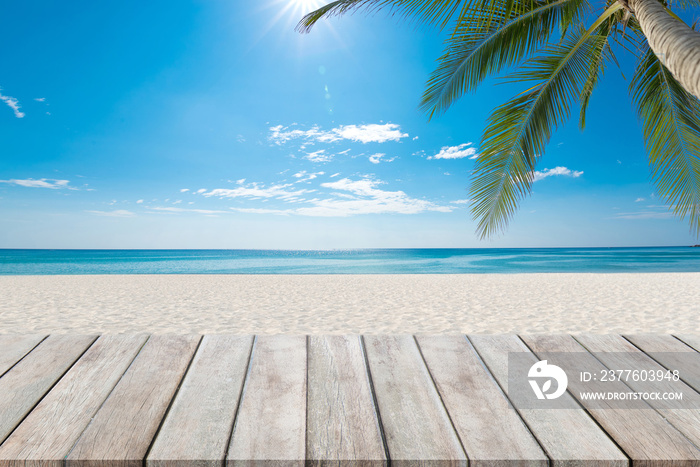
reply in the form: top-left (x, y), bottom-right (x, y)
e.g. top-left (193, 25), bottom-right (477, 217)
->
top-left (291, 0), bottom-right (324, 14)
top-left (250, 0), bottom-right (341, 52)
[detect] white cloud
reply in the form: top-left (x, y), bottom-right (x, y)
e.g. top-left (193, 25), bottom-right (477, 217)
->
top-left (291, 178), bottom-right (452, 217)
top-left (450, 199), bottom-right (471, 204)
top-left (196, 188), bottom-right (207, 194)
top-left (0, 178), bottom-right (72, 189)
top-left (429, 143), bottom-right (478, 160)
top-left (184, 175), bottom-right (451, 218)
top-left (86, 210), bottom-right (135, 218)
top-left (268, 125), bottom-right (317, 145)
top-left (203, 182), bottom-right (313, 201)
top-left (330, 173), bottom-right (340, 178)
top-left (230, 207), bottom-right (292, 215)
top-left (304, 148), bottom-right (351, 163)
top-left (613, 211), bottom-right (674, 220)
top-left (34, 97), bottom-right (46, 102)
top-left (635, 197), bottom-right (646, 202)
top-left (368, 153), bottom-right (397, 164)
top-left (180, 188), bottom-right (189, 193)
top-left (369, 154), bottom-right (383, 164)
top-left (270, 123), bottom-right (408, 145)
top-left (136, 199), bottom-right (144, 204)
top-left (293, 171), bottom-right (324, 183)
top-left (331, 124), bottom-right (408, 143)
top-left (304, 149), bottom-right (332, 163)
top-left (533, 166), bottom-right (584, 182)
top-left (0, 90), bottom-right (24, 118)
top-left (149, 207), bottom-right (228, 215)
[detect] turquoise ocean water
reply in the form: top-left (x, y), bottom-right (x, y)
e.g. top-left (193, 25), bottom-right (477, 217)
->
top-left (1, 247), bottom-right (700, 274)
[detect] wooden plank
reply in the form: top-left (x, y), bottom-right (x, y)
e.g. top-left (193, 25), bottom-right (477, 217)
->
top-left (66, 335), bottom-right (200, 467)
top-left (363, 335), bottom-right (466, 465)
top-left (0, 335), bottom-right (45, 377)
top-left (574, 334), bottom-right (700, 447)
top-left (0, 335), bottom-right (97, 444)
top-left (416, 335), bottom-right (548, 467)
top-left (147, 335), bottom-right (254, 467)
top-left (468, 334), bottom-right (628, 467)
top-left (522, 334), bottom-right (700, 466)
top-left (306, 335), bottom-right (386, 465)
top-left (676, 335), bottom-right (700, 353)
top-left (227, 335), bottom-right (306, 466)
top-left (0, 334), bottom-right (149, 467)
top-left (624, 334), bottom-right (700, 393)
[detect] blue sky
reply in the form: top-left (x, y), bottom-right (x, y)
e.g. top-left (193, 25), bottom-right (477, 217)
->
top-left (0, 0), bottom-right (697, 248)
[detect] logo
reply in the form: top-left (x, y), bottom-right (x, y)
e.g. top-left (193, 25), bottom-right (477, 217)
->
top-left (528, 360), bottom-right (568, 400)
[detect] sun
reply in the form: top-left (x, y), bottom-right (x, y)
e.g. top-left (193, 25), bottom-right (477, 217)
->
top-left (290, 0), bottom-right (324, 14)
top-left (252, 0), bottom-right (337, 49)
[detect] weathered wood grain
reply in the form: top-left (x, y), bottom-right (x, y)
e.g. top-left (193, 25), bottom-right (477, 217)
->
top-left (227, 335), bottom-right (306, 467)
top-left (0, 334), bottom-right (149, 467)
top-left (0, 335), bottom-right (45, 377)
top-left (624, 334), bottom-right (700, 393)
top-left (416, 335), bottom-right (548, 467)
top-left (363, 335), bottom-right (466, 465)
top-left (522, 334), bottom-right (700, 467)
top-left (66, 335), bottom-right (200, 467)
top-left (2, 333), bottom-right (700, 467)
top-left (147, 335), bottom-right (254, 467)
top-left (306, 335), bottom-right (386, 465)
top-left (0, 335), bottom-right (96, 444)
top-left (676, 335), bottom-right (700, 353)
top-left (574, 334), bottom-right (700, 447)
top-left (468, 334), bottom-right (628, 467)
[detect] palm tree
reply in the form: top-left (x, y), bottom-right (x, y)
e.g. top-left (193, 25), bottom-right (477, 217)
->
top-left (297, 0), bottom-right (700, 239)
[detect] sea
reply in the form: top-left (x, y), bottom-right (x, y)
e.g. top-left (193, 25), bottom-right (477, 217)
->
top-left (1, 247), bottom-right (699, 275)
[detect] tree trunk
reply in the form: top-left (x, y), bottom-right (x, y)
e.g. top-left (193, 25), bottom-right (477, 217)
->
top-left (630, 0), bottom-right (700, 99)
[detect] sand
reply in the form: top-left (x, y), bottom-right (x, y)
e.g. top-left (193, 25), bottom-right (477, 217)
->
top-left (0, 273), bottom-right (698, 334)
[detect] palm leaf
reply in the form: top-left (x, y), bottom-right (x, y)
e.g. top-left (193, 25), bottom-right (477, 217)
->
top-left (296, 0), bottom-right (466, 33)
top-left (579, 9), bottom-right (622, 128)
top-left (631, 45), bottom-right (700, 235)
top-left (470, 7), bottom-right (619, 239)
top-left (421, 0), bottom-right (589, 117)
top-left (666, 0), bottom-right (700, 10)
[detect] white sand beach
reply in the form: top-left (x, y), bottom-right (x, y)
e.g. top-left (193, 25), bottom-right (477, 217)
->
top-left (0, 273), bottom-right (698, 334)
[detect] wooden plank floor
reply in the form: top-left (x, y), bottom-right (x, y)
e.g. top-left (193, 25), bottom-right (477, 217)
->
top-left (0, 334), bottom-right (699, 466)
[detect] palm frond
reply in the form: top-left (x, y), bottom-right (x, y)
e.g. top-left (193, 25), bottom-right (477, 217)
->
top-left (666, 0), bottom-right (700, 11)
top-left (631, 45), bottom-right (700, 235)
top-left (296, 0), bottom-right (465, 33)
top-left (578, 33), bottom-right (612, 128)
top-left (579, 5), bottom-right (624, 128)
top-left (470, 15), bottom-right (616, 239)
top-left (420, 0), bottom-right (589, 117)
